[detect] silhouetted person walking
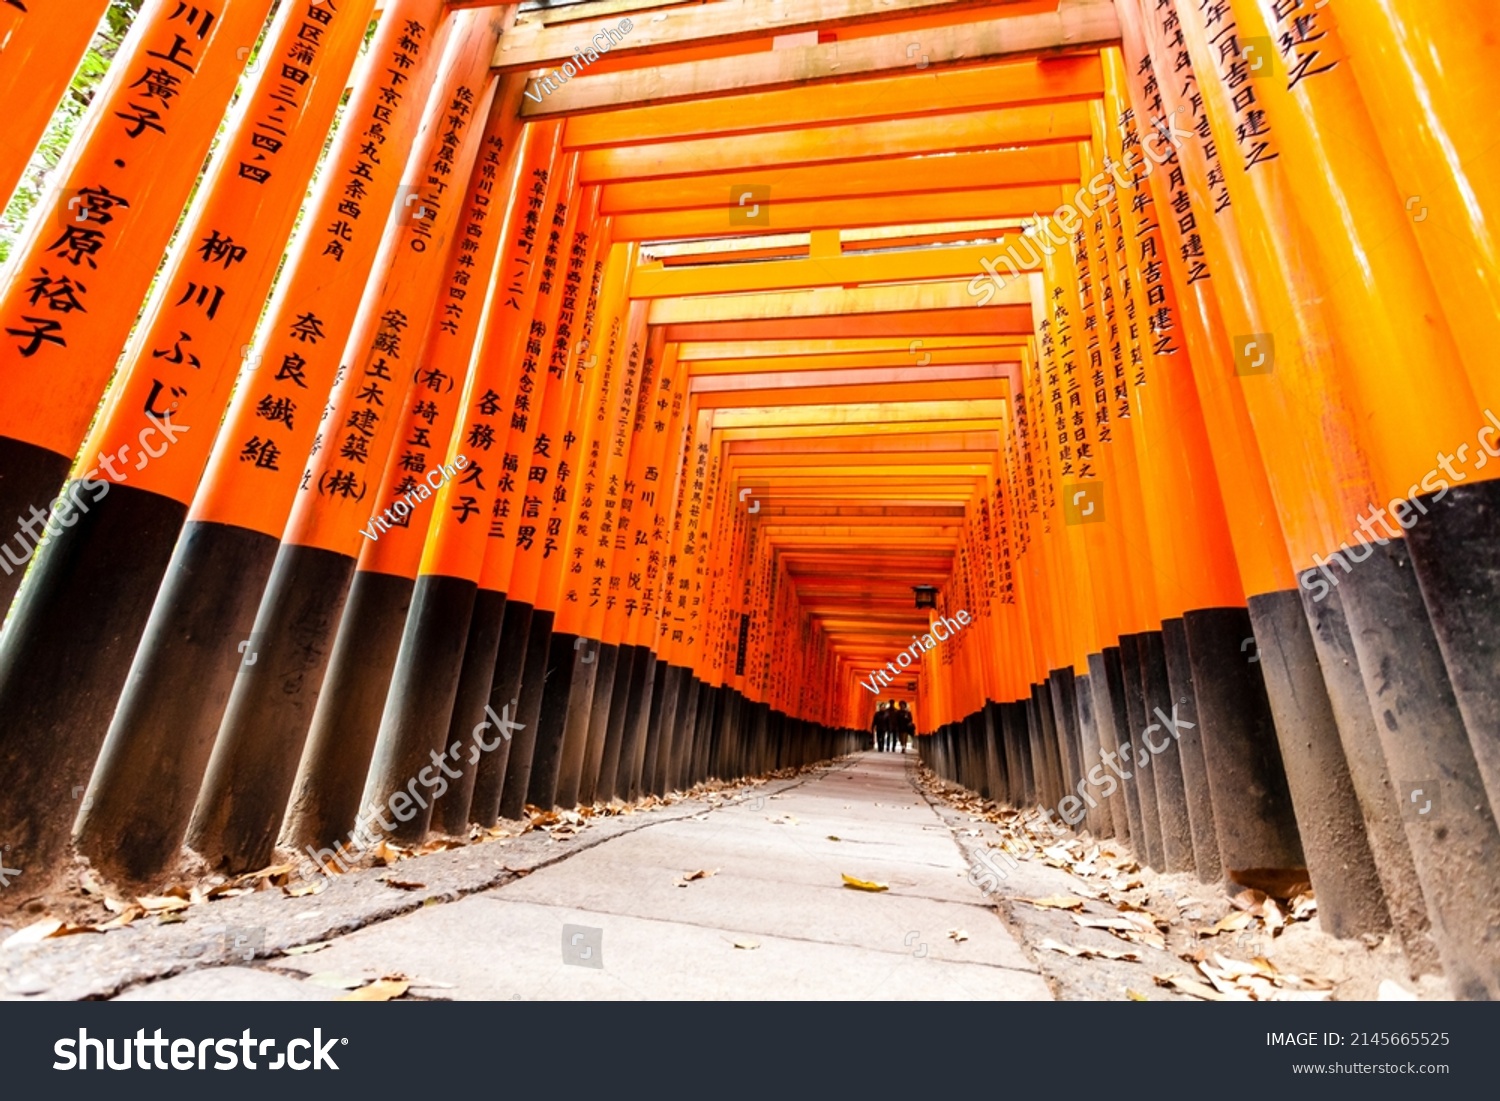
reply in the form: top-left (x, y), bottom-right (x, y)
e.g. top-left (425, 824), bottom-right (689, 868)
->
top-left (894, 700), bottom-right (914, 752)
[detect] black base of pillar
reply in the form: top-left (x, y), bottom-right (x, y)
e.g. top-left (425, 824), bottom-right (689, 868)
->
top-left (575, 641), bottom-right (620, 805)
top-left (1181, 606), bottom-right (1304, 881)
top-left (498, 608), bottom-right (555, 820)
top-left (188, 542), bottom-right (357, 870)
top-left (430, 587), bottom-right (508, 835)
top-left (1310, 540), bottom-right (1500, 999)
top-left (0, 435), bottom-right (73, 614)
top-left (526, 628), bottom-right (580, 810)
top-left (69, 511), bottom-right (270, 884)
top-left (553, 635), bottom-right (605, 809)
top-left (470, 600), bottom-right (531, 825)
top-left (1247, 588), bottom-right (1390, 939)
top-left (282, 569), bottom-right (416, 854)
top-left (0, 489), bottom-right (189, 882)
top-left (1162, 617), bottom-right (1220, 882)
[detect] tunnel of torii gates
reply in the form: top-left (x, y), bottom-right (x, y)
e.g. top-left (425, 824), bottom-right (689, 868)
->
top-left (0, 0), bottom-right (1497, 993)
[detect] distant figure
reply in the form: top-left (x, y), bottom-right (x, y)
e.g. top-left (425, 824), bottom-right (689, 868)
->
top-left (895, 700), bottom-right (915, 752)
top-left (872, 701), bottom-right (893, 751)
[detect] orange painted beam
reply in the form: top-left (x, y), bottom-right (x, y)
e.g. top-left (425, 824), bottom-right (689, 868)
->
top-left (577, 102), bottom-right (1093, 183)
top-left (562, 55), bottom-right (1104, 146)
top-left (523, 4), bottom-right (1119, 116)
top-left (611, 184), bottom-right (1065, 239)
top-left (602, 147), bottom-right (1078, 215)
top-left (665, 311), bottom-right (1033, 341)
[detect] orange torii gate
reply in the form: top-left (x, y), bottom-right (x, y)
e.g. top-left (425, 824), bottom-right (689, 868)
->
top-left (0, 0), bottom-right (1496, 1000)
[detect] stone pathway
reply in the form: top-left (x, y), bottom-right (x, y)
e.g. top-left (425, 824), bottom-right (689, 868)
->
top-left (112, 752), bottom-right (1052, 1001)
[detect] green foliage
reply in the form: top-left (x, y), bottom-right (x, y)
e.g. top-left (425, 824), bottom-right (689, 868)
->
top-left (0, 0), bottom-right (143, 263)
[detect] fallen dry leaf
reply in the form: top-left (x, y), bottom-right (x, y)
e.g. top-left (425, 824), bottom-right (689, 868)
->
top-left (338, 978), bottom-right (409, 1002)
top-left (732, 938), bottom-right (761, 950)
top-left (1230, 868), bottom-right (1312, 900)
top-left (97, 906), bottom-right (143, 931)
top-left (841, 873), bottom-right (889, 892)
top-left (3, 918), bottom-right (63, 948)
top-left (240, 863), bottom-right (296, 884)
top-left (137, 894), bottom-right (191, 914)
top-left (1200, 910), bottom-right (1254, 937)
top-left (1073, 913), bottom-right (1166, 951)
top-left (1022, 894), bottom-right (1086, 911)
top-left (676, 868), bottom-right (718, 887)
top-left (1125, 988), bottom-right (1150, 1001)
top-left (948, 929), bottom-right (969, 942)
top-left (1230, 887), bottom-right (1269, 913)
top-left (1155, 972), bottom-right (1233, 1001)
top-left (1289, 891), bottom-right (1318, 922)
top-left (1262, 898), bottom-right (1285, 936)
top-left (283, 881), bottom-right (324, 898)
top-left (1039, 937), bottom-right (1141, 962)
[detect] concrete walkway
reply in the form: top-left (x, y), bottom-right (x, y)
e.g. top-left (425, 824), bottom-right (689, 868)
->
top-left (114, 752), bottom-right (1053, 1000)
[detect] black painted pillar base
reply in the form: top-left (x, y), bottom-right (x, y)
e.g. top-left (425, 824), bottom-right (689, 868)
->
top-left (1003, 700), bottom-right (1034, 806)
top-left (1118, 634), bottom-right (1165, 870)
top-left (622, 652), bottom-right (662, 799)
top-left (0, 489), bottom-right (206, 878)
top-left (1248, 588), bottom-right (1391, 940)
top-left (1048, 669), bottom-right (1084, 810)
top-left (1308, 540), bottom-right (1500, 999)
top-left (67, 511), bottom-right (270, 884)
top-left (1162, 618), bottom-right (1220, 882)
top-left (640, 654), bottom-right (675, 797)
top-left (1138, 630), bottom-right (1196, 875)
top-left (595, 646), bottom-right (642, 802)
top-left (1403, 477), bottom-right (1500, 812)
top-left (663, 663), bottom-right (690, 792)
top-left (526, 628), bottom-right (579, 810)
top-left (1073, 672), bottom-right (1111, 837)
top-left (188, 542), bottom-right (358, 871)
top-left (331, 572), bottom-right (475, 851)
top-left (0, 435), bottom-right (73, 614)
top-left (576, 641), bottom-right (621, 805)
top-left (982, 701), bottom-right (1008, 806)
top-left (678, 672), bottom-right (705, 792)
top-left (1181, 606), bottom-right (1304, 883)
top-left (498, 608), bottom-right (555, 820)
top-left (429, 587), bottom-right (508, 835)
top-left (1086, 651), bottom-right (1129, 844)
top-left (281, 569), bottom-right (415, 855)
top-left (554, 636), bottom-right (605, 809)
top-left (471, 599), bottom-right (532, 826)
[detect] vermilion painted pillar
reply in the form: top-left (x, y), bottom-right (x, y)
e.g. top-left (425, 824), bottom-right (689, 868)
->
top-left (0, 0), bottom-right (275, 613)
top-left (0, 0), bottom-right (111, 208)
top-left (189, 12), bottom-right (515, 872)
top-left (1122, 0), bottom-right (1392, 937)
top-left (285, 79), bottom-right (533, 856)
top-left (0, 0), bottom-right (374, 883)
top-left (356, 130), bottom-right (571, 843)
